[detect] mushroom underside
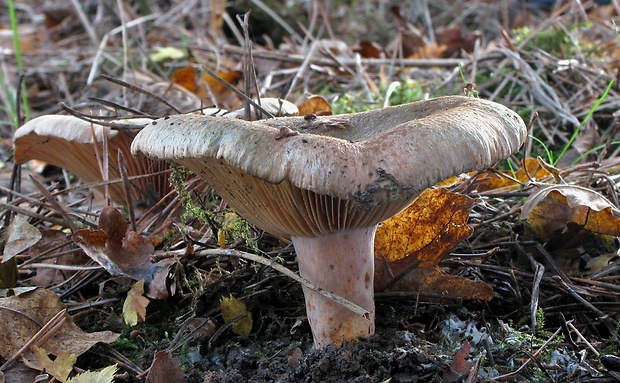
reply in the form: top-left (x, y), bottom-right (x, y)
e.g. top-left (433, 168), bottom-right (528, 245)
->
top-left (14, 131), bottom-right (169, 204)
top-left (176, 157), bottom-right (418, 238)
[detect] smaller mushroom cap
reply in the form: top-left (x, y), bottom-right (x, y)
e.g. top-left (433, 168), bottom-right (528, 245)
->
top-left (13, 115), bottom-right (169, 204)
top-left (132, 96), bottom-right (527, 237)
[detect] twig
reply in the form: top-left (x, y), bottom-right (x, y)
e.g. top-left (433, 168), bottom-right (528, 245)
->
top-left (0, 202), bottom-right (67, 227)
top-left (201, 66), bottom-right (274, 119)
top-left (194, 248), bottom-right (369, 318)
top-left (99, 74), bottom-right (181, 114)
top-left (29, 175), bottom-right (78, 232)
top-left (219, 44), bottom-right (468, 67)
top-left (493, 326), bottom-right (563, 381)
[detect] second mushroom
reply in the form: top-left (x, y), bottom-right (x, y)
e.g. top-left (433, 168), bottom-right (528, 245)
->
top-left (131, 95), bottom-right (527, 348)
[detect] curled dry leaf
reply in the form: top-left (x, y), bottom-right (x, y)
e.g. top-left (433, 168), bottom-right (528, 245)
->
top-left (439, 158), bottom-right (553, 191)
top-left (521, 184), bottom-right (620, 238)
top-left (374, 188), bottom-right (492, 300)
top-left (0, 288), bottom-right (118, 360)
top-left (73, 207), bottom-right (174, 299)
top-left (520, 184), bottom-right (620, 275)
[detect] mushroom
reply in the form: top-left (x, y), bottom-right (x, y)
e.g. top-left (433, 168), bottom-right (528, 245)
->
top-left (13, 115), bottom-right (168, 205)
top-left (131, 95), bottom-right (527, 348)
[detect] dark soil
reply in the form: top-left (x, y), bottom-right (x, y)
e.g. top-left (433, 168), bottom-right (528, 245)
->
top-left (202, 330), bottom-right (443, 383)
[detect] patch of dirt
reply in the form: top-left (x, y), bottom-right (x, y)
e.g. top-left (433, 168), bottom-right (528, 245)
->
top-left (201, 330), bottom-right (444, 383)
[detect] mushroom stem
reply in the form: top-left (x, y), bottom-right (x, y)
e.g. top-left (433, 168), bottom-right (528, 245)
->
top-left (292, 226), bottom-right (376, 348)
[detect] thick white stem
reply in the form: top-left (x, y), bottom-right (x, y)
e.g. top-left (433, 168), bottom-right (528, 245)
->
top-left (292, 226), bottom-right (376, 348)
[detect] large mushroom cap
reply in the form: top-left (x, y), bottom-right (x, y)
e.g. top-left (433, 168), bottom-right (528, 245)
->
top-left (13, 115), bottom-right (169, 204)
top-left (131, 96), bottom-right (526, 237)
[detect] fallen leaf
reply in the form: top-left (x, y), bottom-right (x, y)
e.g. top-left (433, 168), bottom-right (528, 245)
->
top-left (435, 26), bottom-right (480, 58)
top-left (170, 66), bottom-right (197, 92)
top-left (0, 288), bottom-right (118, 360)
top-left (196, 70), bottom-right (242, 105)
top-left (375, 188), bottom-right (474, 267)
top-left (4, 215), bottom-right (42, 261)
top-left (444, 340), bottom-right (472, 382)
top-left (354, 40), bottom-right (387, 58)
top-left (298, 95), bottom-right (333, 116)
top-left (150, 46), bottom-right (185, 62)
top-left (73, 207), bottom-right (174, 299)
top-left (30, 229), bottom-right (89, 288)
top-left (22, 345), bottom-right (76, 383)
top-left (145, 350), bottom-right (184, 383)
top-left (66, 365), bottom-right (118, 383)
top-left (521, 184), bottom-right (620, 275)
top-left (521, 184), bottom-right (620, 238)
top-left (123, 279), bottom-right (150, 326)
top-left (374, 188), bottom-right (492, 300)
top-left (440, 158), bottom-right (553, 191)
top-left (220, 295), bottom-right (252, 336)
top-left (218, 212), bottom-right (240, 248)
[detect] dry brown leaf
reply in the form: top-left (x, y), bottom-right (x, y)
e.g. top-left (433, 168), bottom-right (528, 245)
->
top-left (469, 158), bottom-right (553, 192)
top-left (73, 207), bottom-right (173, 299)
top-left (145, 350), bottom-right (184, 383)
top-left (443, 340), bottom-right (472, 382)
top-left (73, 207), bottom-right (152, 277)
top-left (521, 184), bottom-right (620, 238)
top-left (354, 41), bottom-right (387, 58)
top-left (0, 257), bottom-right (17, 288)
top-left (413, 269), bottom-right (493, 301)
top-left (0, 288), bottom-right (118, 360)
top-left (520, 184), bottom-right (620, 275)
top-left (4, 215), bottom-right (42, 262)
top-left (298, 95), bottom-right (333, 116)
top-left (435, 26), bottom-right (479, 58)
top-left (31, 230), bottom-right (89, 288)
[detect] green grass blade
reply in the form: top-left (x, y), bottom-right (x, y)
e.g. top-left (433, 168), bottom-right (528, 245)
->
top-left (553, 80), bottom-right (614, 166)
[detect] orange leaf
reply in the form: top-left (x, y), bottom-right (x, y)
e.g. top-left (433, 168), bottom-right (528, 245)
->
top-left (374, 188), bottom-right (474, 267)
top-left (298, 95), bottom-right (333, 116)
top-left (196, 70), bottom-right (242, 102)
top-left (469, 158), bottom-right (553, 192)
top-left (354, 41), bottom-right (387, 58)
top-left (72, 207), bottom-right (175, 299)
top-left (170, 66), bottom-right (197, 92)
top-left (373, 188), bottom-right (491, 300)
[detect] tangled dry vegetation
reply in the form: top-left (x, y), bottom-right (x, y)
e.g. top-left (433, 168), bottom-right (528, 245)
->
top-left (2, 0), bottom-right (620, 382)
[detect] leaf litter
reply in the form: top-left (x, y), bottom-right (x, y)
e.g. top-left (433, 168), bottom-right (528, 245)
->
top-left (1, 0), bottom-right (620, 381)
